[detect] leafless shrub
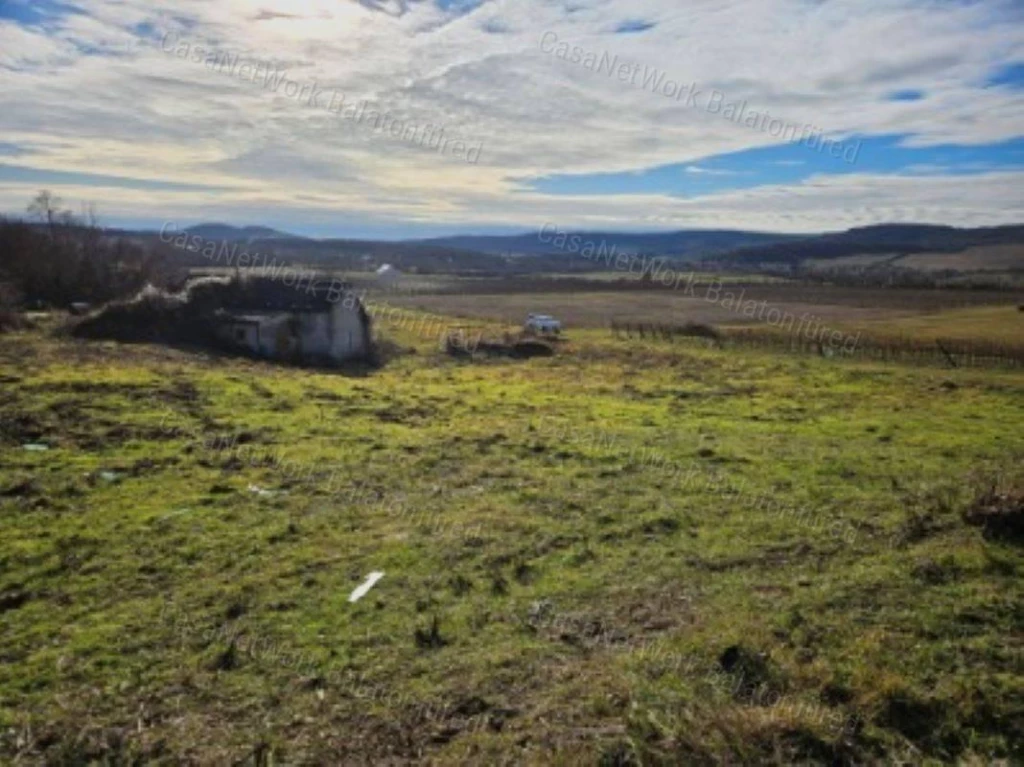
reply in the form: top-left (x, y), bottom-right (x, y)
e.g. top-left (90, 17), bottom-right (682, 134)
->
top-left (0, 192), bottom-right (170, 310)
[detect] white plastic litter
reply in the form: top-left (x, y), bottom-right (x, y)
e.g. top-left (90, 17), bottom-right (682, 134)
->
top-left (159, 508), bottom-right (193, 521)
top-left (349, 572), bottom-right (385, 603)
top-left (22, 443), bottom-right (49, 452)
top-left (248, 484), bottom-right (278, 497)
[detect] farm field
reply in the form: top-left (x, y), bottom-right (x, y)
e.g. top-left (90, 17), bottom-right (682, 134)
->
top-left (190, 269), bottom-right (795, 296)
top-left (1, 318), bottom-right (1022, 764)
top-left (191, 268), bottom-right (463, 296)
top-left (889, 245), bottom-right (1024, 273)
top-left (383, 290), bottom-right (917, 330)
top-left (849, 305), bottom-right (1024, 346)
top-left (381, 284), bottom-right (1023, 331)
top-left (512, 272), bottom-right (795, 285)
top-left (803, 244), bottom-right (1024, 273)
top-left (721, 305), bottom-right (1024, 368)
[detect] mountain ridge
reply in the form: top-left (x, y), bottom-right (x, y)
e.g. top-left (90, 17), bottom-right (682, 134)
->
top-left (183, 223), bottom-right (303, 242)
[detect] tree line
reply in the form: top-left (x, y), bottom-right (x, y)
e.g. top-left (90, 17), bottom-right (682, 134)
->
top-left (0, 191), bottom-right (170, 310)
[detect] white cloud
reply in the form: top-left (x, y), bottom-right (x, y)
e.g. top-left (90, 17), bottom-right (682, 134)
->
top-left (0, 0), bottom-right (1022, 232)
top-left (684, 166), bottom-right (742, 176)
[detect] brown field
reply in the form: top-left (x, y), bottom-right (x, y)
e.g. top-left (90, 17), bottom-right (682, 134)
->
top-left (804, 253), bottom-right (898, 269)
top-left (805, 245), bottom-right (1024, 273)
top-left (383, 283), bottom-right (1022, 330)
top-left (894, 245), bottom-right (1024, 272)
top-left (850, 305), bottom-right (1024, 345)
top-left (382, 291), bottom-right (913, 328)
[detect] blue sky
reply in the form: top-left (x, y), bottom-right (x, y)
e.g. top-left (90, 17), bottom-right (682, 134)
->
top-left (0, 0), bottom-right (80, 28)
top-left (0, 0), bottom-right (1022, 236)
top-left (526, 136), bottom-right (1024, 199)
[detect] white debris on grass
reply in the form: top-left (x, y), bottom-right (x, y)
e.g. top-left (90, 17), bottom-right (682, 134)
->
top-left (349, 572), bottom-right (385, 603)
top-left (22, 443), bottom-right (49, 452)
top-left (248, 484), bottom-right (283, 497)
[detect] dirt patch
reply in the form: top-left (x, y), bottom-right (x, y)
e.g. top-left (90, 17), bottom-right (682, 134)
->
top-left (963, 488), bottom-right (1024, 543)
top-left (449, 338), bottom-right (556, 360)
top-left (876, 690), bottom-right (948, 744)
top-left (0, 588), bottom-right (31, 613)
top-left (510, 340), bottom-right (556, 359)
top-left (718, 645), bottom-right (787, 704)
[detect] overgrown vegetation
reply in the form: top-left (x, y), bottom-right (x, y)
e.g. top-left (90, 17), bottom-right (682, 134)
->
top-left (1, 316), bottom-right (1021, 764)
top-left (0, 191), bottom-right (170, 309)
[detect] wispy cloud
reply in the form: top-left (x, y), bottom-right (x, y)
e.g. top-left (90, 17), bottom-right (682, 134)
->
top-left (684, 166), bottom-right (743, 176)
top-left (0, 0), bottom-right (1021, 234)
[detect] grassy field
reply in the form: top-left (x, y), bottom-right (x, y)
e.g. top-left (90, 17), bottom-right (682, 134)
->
top-left (850, 305), bottom-right (1024, 346)
top-left (380, 282), bottom-right (1024, 367)
top-left (1, 317), bottom-right (1022, 764)
top-left (721, 304), bottom-right (1024, 368)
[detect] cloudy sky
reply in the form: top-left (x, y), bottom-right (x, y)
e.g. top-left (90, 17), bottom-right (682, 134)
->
top-left (0, 0), bottom-right (1022, 237)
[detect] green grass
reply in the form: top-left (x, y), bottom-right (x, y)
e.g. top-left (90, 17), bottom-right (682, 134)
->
top-left (1, 321), bottom-right (1022, 764)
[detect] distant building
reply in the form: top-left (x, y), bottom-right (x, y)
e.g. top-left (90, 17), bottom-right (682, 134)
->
top-left (202, 277), bottom-right (371, 365)
top-left (375, 263), bottom-right (402, 287)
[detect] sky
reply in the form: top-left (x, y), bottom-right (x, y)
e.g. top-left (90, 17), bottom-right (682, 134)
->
top-left (0, 0), bottom-right (1022, 238)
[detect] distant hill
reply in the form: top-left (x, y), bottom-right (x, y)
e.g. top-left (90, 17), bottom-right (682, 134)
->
top-left (415, 229), bottom-right (803, 259)
top-left (716, 224), bottom-right (1024, 266)
top-left (116, 221), bottom-right (1024, 276)
top-left (128, 226), bottom-right (511, 273)
top-left (183, 223), bottom-right (302, 242)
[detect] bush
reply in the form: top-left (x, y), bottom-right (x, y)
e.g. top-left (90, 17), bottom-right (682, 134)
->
top-left (963, 486), bottom-right (1024, 543)
top-left (0, 192), bottom-right (170, 309)
top-left (71, 287), bottom-right (190, 343)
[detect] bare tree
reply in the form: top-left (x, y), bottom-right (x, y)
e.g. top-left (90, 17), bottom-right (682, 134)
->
top-left (26, 190), bottom-right (74, 238)
top-left (1, 191), bottom-right (168, 306)
top-left (27, 190), bottom-right (59, 224)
